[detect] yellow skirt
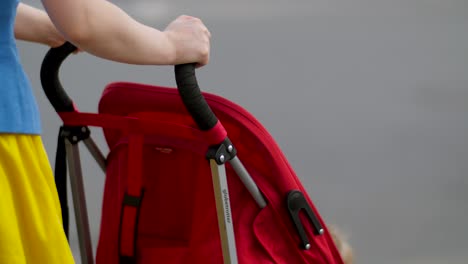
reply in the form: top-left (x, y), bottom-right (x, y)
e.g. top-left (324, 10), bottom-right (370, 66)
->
top-left (0, 134), bottom-right (75, 263)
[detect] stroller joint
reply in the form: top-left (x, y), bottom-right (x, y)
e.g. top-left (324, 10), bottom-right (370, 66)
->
top-left (207, 137), bottom-right (237, 165)
top-left (60, 125), bottom-right (90, 144)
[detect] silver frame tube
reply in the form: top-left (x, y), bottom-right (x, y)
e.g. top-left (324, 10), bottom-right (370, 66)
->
top-left (83, 138), bottom-right (106, 172)
top-left (229, 157), bottom-right (267, 208)
top-left (65, 140), bottom-right (94, 264)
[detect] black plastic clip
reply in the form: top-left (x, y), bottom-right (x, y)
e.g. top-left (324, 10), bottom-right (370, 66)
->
top-left (119, 256), bottom-right (137, 264)
top-left (287, 190), bottom-right (324, 250)
top-left (206, 137), bottom-right (237, 165)
top-left (122, 194), bottom-right (142, 207)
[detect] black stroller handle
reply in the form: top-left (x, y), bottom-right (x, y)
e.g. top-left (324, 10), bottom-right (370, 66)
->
top-left (175, 64), bottom-right (218, 131)
top-left (40, 41), bottom-right (78, 113)
top-left (40, 42), bottom-right (219, 131)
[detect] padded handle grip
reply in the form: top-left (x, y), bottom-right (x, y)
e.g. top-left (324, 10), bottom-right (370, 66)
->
top-left (175, 64), bottom-right (218, 131)
top-left (40, 42), bottom-right (78, 112)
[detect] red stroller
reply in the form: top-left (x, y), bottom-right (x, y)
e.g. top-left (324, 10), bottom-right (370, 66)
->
top-left (41, 43), bottom-right (344, 264)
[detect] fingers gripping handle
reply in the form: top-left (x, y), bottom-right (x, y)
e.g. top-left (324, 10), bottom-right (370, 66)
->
top-left (175, 64), bottom-right (218, 131)
top-left (40, 42), bottom-right (78, 113)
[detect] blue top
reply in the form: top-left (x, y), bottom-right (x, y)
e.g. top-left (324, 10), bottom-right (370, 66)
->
top-left (0, 0), bottom-right (41, 134)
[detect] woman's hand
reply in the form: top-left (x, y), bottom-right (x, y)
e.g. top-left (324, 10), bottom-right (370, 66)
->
top-left (164, 15), bottom-right (211, 67)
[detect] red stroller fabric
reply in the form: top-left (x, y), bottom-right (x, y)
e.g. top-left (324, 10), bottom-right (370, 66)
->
top-left (94, 82), bottom-right (344, 264)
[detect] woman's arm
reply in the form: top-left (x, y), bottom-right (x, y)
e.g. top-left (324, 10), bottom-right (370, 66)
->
top-left (15, 3), bottom-right (66, 47)
top-left (41, 0), bottom-right (210, 66)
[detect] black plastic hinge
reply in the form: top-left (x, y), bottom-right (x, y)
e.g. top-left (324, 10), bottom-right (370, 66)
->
top-left (206, 137), bottom-right (237, 165)
top-left (60, 125), bottom-right (90, 144)
top-left (287, 190), bottom-right (324, 250)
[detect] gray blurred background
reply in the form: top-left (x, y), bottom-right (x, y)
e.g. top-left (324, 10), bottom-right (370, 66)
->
top-left (18, 1), bottom-right (468, 263)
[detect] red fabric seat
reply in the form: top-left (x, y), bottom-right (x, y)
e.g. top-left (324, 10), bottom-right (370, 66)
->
top-left (94, 82), bottom-right (344, 264)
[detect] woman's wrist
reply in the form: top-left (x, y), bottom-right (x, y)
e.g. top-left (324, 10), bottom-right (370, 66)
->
top-left (15, 3), bottom-right (65, 47)
top-left (162, 30), bottom-right (179, 65)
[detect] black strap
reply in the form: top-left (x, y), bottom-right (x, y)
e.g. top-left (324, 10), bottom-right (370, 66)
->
top-left (55, 126), bottom-right (69, 239)
top-left (118, 191), bottom-right (145, 264)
